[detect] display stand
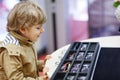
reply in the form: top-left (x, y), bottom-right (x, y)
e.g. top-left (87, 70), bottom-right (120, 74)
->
top-left (45, 36), bottom-right (120, 79)
top-left (50, 42), bottom-right (100, 80)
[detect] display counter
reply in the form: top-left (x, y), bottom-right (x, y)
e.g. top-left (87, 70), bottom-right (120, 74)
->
top-left (45, 36), bottom-right (120, 79)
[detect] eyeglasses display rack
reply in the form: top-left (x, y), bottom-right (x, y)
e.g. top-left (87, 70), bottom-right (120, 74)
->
top-left (50, 42), bottom-right (100, 80)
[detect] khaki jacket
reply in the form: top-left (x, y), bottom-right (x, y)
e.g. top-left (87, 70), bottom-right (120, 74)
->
top-left (0, 31), bottom-right (44, 80)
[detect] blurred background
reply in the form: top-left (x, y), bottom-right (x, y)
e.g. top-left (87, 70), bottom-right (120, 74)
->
top-left (0, 0), bottom-right (120, 56)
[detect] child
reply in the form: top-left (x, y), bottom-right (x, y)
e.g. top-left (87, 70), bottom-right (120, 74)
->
top-left (0, 0), bottom-right (49, 80)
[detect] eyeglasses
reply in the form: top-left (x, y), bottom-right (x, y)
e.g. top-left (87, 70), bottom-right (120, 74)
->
top-left (77, 76), bottom-right (86, 80)
top-left (60, 62), bottom-right (71, 72)
top-left (80, 44), bottom-right (87, 51)
top-left (70, 63), bottom-right (81, 73)
top-left (81, 64), bottom-right (90, 73)
top-left (76, 52), bottom-right (84, 60)
top-left (85, 52), bottom-right (93, 60)
top-left (68, 53), bottom-right (75, 60)
top-left (67, 75), bottom-right (75, 80)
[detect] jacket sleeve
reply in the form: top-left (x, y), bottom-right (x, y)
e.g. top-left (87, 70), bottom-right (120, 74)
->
top-left (32, 45), bottom-right (44, 72)
top-left (37, 60), bottom-right (44, 71)
top-left (1, 49), bottom-right (44, 80)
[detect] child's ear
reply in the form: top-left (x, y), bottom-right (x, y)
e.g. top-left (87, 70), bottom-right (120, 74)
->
top-left (19, 27), bottom-right (26, 34)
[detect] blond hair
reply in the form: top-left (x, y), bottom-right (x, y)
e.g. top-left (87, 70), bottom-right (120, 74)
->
top-left (7, 0), bottom-right (46, 32)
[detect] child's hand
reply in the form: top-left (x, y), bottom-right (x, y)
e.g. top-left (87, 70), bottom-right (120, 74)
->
top-left (41, 55), bottom-right (51, 80)
top-left (45, 55), bottom-right (52, 60)
top-left (38, 75), bottom-right (49, 80)
top-left (44, 55), bottom-right (52, 64)
top-left (43, 67), bottom-right (50, 80)
top-left (43, 66), bottom-right (49, 74)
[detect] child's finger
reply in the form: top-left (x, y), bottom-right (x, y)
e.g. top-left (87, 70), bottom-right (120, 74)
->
top-left (43, 67), bottom-right (49, 74)
top-left (45, 55), bottom-right (52, 60)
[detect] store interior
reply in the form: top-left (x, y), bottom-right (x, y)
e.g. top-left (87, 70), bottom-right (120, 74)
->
top-left (1, 0), bottom-right (120, 79)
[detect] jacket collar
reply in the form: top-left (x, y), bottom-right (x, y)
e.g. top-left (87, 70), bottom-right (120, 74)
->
top-left (9, 31), bottom-right (34, 46)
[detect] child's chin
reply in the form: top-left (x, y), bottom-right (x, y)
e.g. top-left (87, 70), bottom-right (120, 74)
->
top-left (30, 39), bottom-right (37, 42)
top-left (34, 39), bottom-right (38, 42)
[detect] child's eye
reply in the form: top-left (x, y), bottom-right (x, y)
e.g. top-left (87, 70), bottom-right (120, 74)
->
top-left (35, 24), bottom-right (42, 30)
top-left (36, 27), bottom-right (41, 30)
top-left (37, 27), bottom-right (40, 29)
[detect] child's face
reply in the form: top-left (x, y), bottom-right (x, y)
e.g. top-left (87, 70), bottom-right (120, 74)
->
top-left (21, 24), bottom-right (44, 42)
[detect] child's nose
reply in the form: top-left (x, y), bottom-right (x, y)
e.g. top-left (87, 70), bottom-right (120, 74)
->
top-left (40, 27), bottom-right (44, 33)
